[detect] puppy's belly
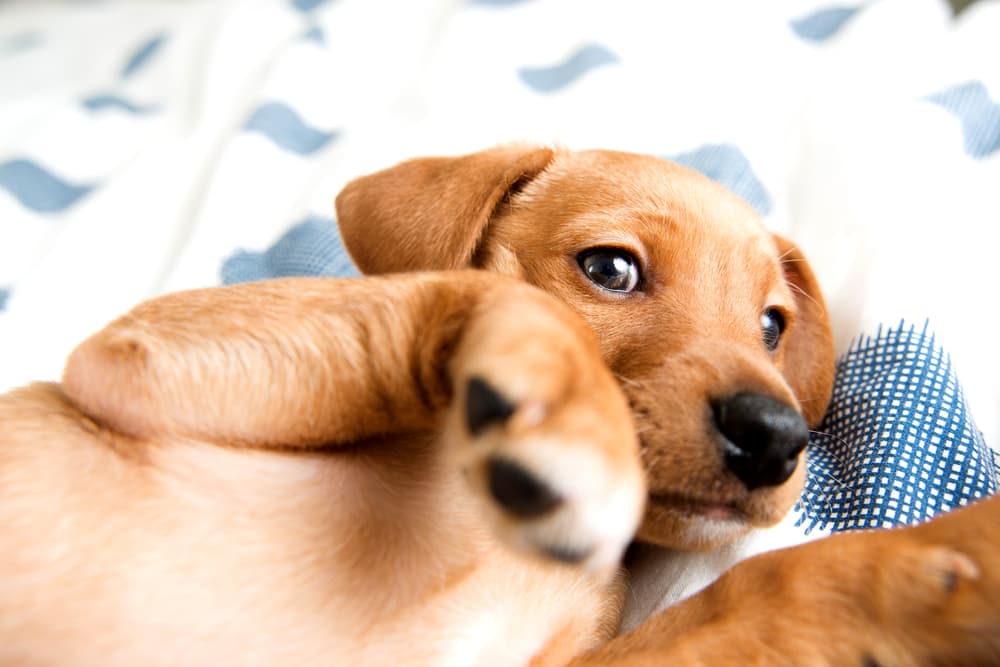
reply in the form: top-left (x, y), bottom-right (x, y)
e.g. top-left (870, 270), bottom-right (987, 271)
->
top-left (0, 411), bottom-right (608, 666)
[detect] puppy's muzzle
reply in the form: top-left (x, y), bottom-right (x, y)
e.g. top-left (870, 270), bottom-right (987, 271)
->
top-left (712, 393), bottom-right (809, 491)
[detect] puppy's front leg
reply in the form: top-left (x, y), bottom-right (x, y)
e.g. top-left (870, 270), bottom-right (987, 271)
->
top-left (573, 494), bottom-right (1000, 666)
top-left (61, 272), bottom-right (528, 449)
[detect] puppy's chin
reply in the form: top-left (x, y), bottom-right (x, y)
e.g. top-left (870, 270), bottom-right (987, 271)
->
top-left (637, 504), bottom-right (753, 552)
top-left (636, 487), bottom-right (803, 551)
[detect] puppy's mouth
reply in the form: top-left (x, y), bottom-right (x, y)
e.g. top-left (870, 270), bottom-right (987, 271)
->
top-left (647, 492), bottom-right (747, 523)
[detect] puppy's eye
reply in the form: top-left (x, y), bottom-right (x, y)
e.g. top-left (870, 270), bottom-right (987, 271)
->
top-left (578, 249), bottom-right (641, 293)
top-left (761, 309), bottom-right (785, 351)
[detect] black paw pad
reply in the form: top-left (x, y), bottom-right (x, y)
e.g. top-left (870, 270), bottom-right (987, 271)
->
top-left (542, 543), bottom-right (593, 564)
top-left (487, 456), bottom-right (563, 518)
top-left (466, 376), bottom-right (516, 436)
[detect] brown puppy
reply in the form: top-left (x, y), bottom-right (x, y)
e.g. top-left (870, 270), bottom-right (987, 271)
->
top-left (0, 145), bottom-right (995, 666)
top-left (335, 146), bottom-right (835, 553)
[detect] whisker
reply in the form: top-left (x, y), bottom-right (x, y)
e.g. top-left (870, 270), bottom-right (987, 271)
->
top-left (615, 373), bottom-right (645, 389)
top-left (787, 281), bottom-right (820, 308)
top-left (817, 468), bottom-right (847, 488)
top-left (808, 428), bottom-right (854, 452)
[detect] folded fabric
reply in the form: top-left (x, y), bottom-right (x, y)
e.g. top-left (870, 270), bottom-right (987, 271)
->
top-left (800, 321), bottom-right (998, 533)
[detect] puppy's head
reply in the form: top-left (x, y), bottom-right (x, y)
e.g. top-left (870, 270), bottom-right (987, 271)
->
top-left (336, 145), bottom-right (834, 551)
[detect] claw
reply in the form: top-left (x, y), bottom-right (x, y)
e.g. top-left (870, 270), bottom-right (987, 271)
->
top-left (923, 546), bottom-right (980, 594)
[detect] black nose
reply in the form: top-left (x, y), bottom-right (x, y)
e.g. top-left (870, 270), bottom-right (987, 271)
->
top-left (487, 457), bottom-right (563, 518)
top-left (712, 393), bottom-right (809, 491)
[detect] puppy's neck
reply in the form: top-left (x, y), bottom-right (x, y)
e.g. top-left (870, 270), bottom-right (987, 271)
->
top-left (619, 512), bottom-right (824, 635)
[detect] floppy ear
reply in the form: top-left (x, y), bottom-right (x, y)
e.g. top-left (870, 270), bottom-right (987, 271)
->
top-left (335, 144), bottom-right (556, 274)
top-left (773, 234), bottom-right (835, 428)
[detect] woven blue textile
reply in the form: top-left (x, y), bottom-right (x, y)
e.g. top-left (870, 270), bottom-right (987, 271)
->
top-left (798, 322), bottom-right (997, 532)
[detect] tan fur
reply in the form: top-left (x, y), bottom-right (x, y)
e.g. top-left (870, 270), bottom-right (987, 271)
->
top-left (0, 145), bottom-right (996, 665)
top-left (338, 147), bottom-right (834, 551)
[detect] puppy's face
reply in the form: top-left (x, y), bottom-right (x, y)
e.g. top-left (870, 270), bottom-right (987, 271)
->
top-left (336, 146), bottom-right (834, 552)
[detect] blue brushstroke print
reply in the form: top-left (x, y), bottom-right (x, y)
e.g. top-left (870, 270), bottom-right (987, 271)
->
top-left (243, 102), bottom-right (339, 155)
top-left (791, 5), bottom-right (863, 42)
top-left (926, 81), bottom-right (1000, 159)
top-left (2, 32), bottom-right (42, 56)
top-left (0, 287), bottom-right (10, 312)
top-left (468, 0), bottom-right (533, 6)
top-left (81, 94), bottom-right (160, 115)
top-left (302, 25), bottom-right (326, 45)
top-left (292, 0), bottom-right (334, 11)
top-left (122, 33), bottom-right (166, 79)
top-left (221, 216), bottom-right (359, 285)
top-left (669, 144), bottom-right (773, 216)
top-left (0, 160), bottom-right (94, 213)
top-left (518, 44), bottom-right (619, 93)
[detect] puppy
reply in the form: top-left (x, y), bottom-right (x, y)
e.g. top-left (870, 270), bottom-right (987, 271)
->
top-left (0, 145), bottom-right (995, 666)
top-left (335, 145), bottom-right (835, 554)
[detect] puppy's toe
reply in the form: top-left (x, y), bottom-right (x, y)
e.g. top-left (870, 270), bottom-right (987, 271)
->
top-left (486, 456), bottom-right (563, 518)
top-left (911, 545), bottom-right (980, 598)
top-left (452, 373), bottom-right (644, 577)
top-left (465, 377), bottom-right (516, 436)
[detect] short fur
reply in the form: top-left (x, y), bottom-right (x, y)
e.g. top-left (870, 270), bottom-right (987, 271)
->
top-left (0, 146), bottom-right (996, 666)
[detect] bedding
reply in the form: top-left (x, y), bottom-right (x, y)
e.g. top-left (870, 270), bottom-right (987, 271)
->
top-left (1, 0), bottom-right (997, 609)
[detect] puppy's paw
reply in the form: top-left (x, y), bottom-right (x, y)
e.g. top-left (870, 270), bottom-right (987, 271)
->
top-left (454, 373), bottom-right (644, 576)
top-left (894, 543), bottom-right (980, 604)
top-left (744, 534), bottom-right (988, 666)
top-left (449, 320), bottom-right (645, 579)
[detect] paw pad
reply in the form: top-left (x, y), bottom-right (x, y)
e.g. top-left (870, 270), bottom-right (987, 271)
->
top-left (487, 456), bottom-right (563, 518)
top-left (465, 376), bottom-right (515, 436)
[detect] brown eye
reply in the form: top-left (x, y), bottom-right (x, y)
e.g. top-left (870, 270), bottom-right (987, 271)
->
top-left (761, 309), bottom-right (785, 351)
top-left (578, 249), bottom-right (641, 293)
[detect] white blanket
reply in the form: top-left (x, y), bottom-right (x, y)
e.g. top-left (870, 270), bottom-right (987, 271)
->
top-left (2, 0), bottom-right (998, 625)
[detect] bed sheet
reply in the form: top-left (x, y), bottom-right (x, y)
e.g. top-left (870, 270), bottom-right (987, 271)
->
top-left (1, 0), bottom-right (998, 609)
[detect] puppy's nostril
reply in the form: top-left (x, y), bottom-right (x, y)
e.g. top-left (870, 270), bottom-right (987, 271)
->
top-left (487, 457), bottom-right (563, 518)
top-left (466, 376), bottom-right (515, 436)
top-left (712, 393), bottom-right (809, 491)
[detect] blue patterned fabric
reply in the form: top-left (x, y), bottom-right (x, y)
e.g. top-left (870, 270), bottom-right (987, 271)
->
top-left (669, 144), bottom-right (773, 216)
top-left (243, 102), bottom-right (340, 155)
top-left (798, 322), bottom-right (997, 532)
top-left (0, 159), bottom-right (94, 214)
top-left (221, 216), bottom-right (358, 285)
top-left (790, 5), bottom-right (864, 42)
top-left (0, 286), bottom-right (10, 312)
top-left (518, 44), bottom-right (619, 94)
top-left (291, 0), bottom-right (334, 11)
top-left (926, 81), bottom-right (1000, 159)
top-left (2, 31), bottom-right (42, 55)
top-left (81, 94), bottom-right (160, 115)
top-left (121, 33), bottom-right (167, 79)
top-left (302, 25), bottom-right (326, 45)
